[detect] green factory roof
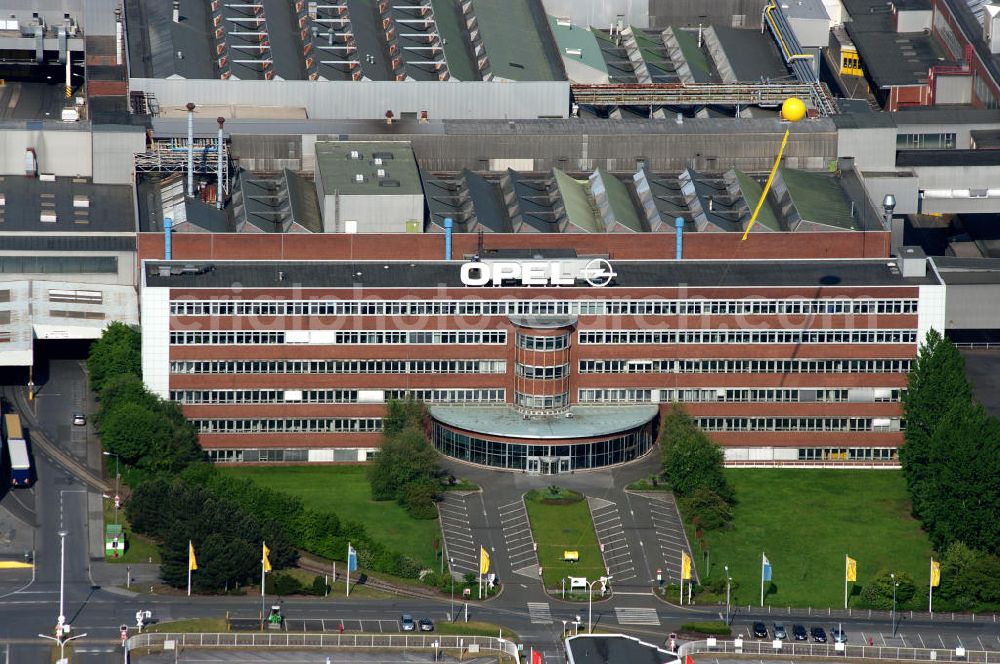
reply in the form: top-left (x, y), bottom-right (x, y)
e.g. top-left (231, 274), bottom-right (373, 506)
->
top-left (315, 141), bottom-right (422, 197)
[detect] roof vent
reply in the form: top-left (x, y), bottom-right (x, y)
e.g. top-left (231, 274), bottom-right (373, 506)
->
top-left (354, 173), bottom-right (365, 183)
top-left (349, 150), bottom-right (361, 160)
top-left (374, 157), bottom-right (383, 166)
top-left (376, 168), bottom-right (386, 179)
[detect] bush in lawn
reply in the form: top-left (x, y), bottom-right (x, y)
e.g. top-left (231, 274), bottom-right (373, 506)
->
top-left (311, 575), bottom-right (330, 596)
top-left (270, 572), bottom-right (304, 596)
top-left (368, 427), bottom-right (440, 502)
top-left (681, 621), bottom-right (732, 636)
top-left (859, 570), bottom-right (915, 610)
top-left (679, 487), bottom-right (733, 530)
top-left (401, 477), bottom-right (440, 519)
top-left (935, 542), bottom-right (1000, 611)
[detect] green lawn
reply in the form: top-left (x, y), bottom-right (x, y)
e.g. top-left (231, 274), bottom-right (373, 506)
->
top-left (688, 470), bottom-right (934, 608)
top-left (221, 466), bottom-right (441, 568)
top-left (524, 489), bottom-right (605, 589)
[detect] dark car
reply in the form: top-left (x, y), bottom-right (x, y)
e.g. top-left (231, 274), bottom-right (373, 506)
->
top-left (400, 615), bottom-right (415, 632)
top-left (773, 623), bottom-right (787, 640)
top-left (811, 627), bottom-right (827, 643)
top-left (419, 618), bottom-right (434, 632)
top-left (792, 624), bottom-right (807, 641)
top-left (752, 622), bottom-right (768, 639)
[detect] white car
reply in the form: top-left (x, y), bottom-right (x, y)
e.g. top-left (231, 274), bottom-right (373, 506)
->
top-left (73, 413), bottom-right (87, 426)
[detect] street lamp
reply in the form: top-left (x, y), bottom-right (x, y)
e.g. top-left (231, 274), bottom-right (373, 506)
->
top-left (57, 529), bottom-right (67, 629)
top-left (103, 451), bottom-right (121, 525)
top-left (588, 576), bottom-right (612, 633)
top-left (890, 572), bottom-right (899, 635)
top-left (38, 631), bottom-right (87, 663)
top-left (725, 565), bottom-right (732, 626)
top-left (448, 557), bottom-right (455, 621)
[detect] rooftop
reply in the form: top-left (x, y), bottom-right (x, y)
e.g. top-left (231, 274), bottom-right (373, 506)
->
top-left (0, 176), bottom-right (134, 233)
top-left (932, 256), bottom-right (1000, 284)
top-left (710, 26), bottom-right (790, 82)
top-left (430, 405), bottom-right (658, 439)
top-left (125, 0), bottom-right (563, 82)
top-left (315, 142), bottom-right (422, 196)
top-left (843, 0), bottom-right (953, 87)
top-left (142, 258), bottom-right (937, 289)
top-left (566, 634), bottom-right (678, 664)
top-left (896, 149), bottom-right (1000, 166)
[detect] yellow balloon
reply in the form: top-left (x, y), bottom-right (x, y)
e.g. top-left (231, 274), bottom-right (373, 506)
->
top-left (781, 97), bottom-right (807, 122)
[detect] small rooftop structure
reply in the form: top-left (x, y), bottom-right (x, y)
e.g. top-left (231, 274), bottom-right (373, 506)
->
top-left (0, 175), bottom-right (134, 233)
top-left (314, 141), bottom-right (424, 233)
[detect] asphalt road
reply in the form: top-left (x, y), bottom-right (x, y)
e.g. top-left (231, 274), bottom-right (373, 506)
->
top-left (1, 359), bottom-right (999, 663)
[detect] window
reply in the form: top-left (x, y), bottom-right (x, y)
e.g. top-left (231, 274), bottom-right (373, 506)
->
top-left (169, 331), bottom-right (505, 345)
top-left (516, 363), bottom-right (569, 379)
top-left (514, 392), bottom-right (568, 410)
top-left (578, 358), bottom-right (911, 374)
top-left (516, 333), bottom-right (569, 351)
top-left (696, 417), bottom-right (901, 432)
top-left (193, 418), bottom-right (382, 434)
top-left (170, 359), bottom-right (507, 375)
top-left (896, 133), bottom-right (956, 150)
top-left (579, 329), bottom-right (917, 345)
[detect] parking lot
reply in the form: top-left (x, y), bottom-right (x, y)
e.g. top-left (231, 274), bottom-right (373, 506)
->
top-left (587, 497), bottom-right (636, 584)
top-left (284, 618), bottom-right (404, 633)
top-left (436, 494), bottom-right (478, 577)
top-left (734, 622), bottom-right (1000, 651)
top-left (642, 492), bottom-right (695, 584)
top-left (498, 498), bottom-right (538, 577)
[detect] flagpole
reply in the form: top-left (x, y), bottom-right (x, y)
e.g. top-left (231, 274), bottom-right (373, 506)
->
top-left (760, 553), bottom-right (765, 607)
top-left (261, 541), bottom-right (266, 620)
top-left (187, 540), bottom-right (192, 597)
top-left (845, 555), bottom-right (849, 609)
top-left (679, 573), bottom-right (683, 605)
top-left (346, 542), bottom-right (351, 598)
top-left (928, 558), bottom-right (933, 613)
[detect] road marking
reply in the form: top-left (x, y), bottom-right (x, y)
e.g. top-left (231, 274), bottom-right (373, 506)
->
top-left (977, 636), bottom-right (986, 651)
top-left (615, 607), bottom-right (660, 625)
top-left (527, 602), bottom-right (552, 624)
top-left (938, 634), bottom-right (946, 649)
top-left (918, 633), bottom-right (925, 648)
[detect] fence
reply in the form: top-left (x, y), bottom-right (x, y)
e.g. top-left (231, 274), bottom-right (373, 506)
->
top-left (125, 632), bottom-right (519, 660)
top-left (731, 604), bottom-right (999, 624)
top-left (680, 638), bottom-right (1000, 663)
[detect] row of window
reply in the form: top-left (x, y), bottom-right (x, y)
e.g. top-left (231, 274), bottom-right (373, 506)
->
top-left (173, 389), bottom-right (506, 405)
top-left (696, 417), bottom-right (900, 432)
top-left (514, 392), bottom-right (569, 410)
top-left (516, 363), bottom-right (570, 379)
top-left (170, 359), bottom-right (508, 375)
top-left (170, 298), bottom-right (919, 317)
top-left (206, 448), bottom-right (372, 463)
top-left (577, 388), bottom-right (901, 404)
top-left (193, 418), bottom-right (382, 434)
top-left (578, 330), bottom-right (917, 345)
top-left (169, 331), bottom-right (507, 346)
top-left (578, 358), bottom-right (912, 374)
top-left (516, 333), bottom-right (570, 351)
top-left (799, 448), bottom-right (897, 461)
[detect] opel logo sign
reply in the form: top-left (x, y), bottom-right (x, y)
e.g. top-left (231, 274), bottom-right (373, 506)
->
top-left (581, 258), bottom-right (617, 288)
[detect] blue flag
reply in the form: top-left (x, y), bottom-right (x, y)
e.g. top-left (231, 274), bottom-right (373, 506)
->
top-left (347, 544), bottom-right (358, 572)
top-left (762, 553), bottom-right (772, 582)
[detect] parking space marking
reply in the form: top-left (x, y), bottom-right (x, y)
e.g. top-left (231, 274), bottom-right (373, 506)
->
top-left (588, 499), bottom-right (636, 583)
top-left (643, 493), bottom-right (697, 584)
top-left (438, 494), bottom-right (479, 575)
top-left (499, 499), bottom-right (539, 577)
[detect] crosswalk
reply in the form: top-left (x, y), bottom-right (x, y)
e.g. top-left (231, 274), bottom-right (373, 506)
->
top-left (527, 602), bottom-right (553, 624)
top-left (615, 607), bottom-right (660, 625)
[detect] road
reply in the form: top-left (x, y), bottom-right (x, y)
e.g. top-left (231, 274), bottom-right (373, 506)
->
top-left (0, 359), bottom-right (998, 664)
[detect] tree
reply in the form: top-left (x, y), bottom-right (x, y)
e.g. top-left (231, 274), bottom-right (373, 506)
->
top-left (96, 374), bottom-right (157, 424)
top-left (923, 404), bottom-right (1000, 552)
top-left (382, 399), bottom-right (430, 437)
top-left (400, 477), bottom-right (440, 519)
top-left (661, 405), bottom-right (733, 502)
top-left (99, 402), bottom-right (170, 466)
top-left (860, 570), bottom-right (915, 610)
top-left (936, 542), bottom-right (1000, 611)
top-left (368, 427), bottom-right (440, 501)
top-left (87, 322), bottom-right (142, 395)
top-left (900, 329), bottom-right (972, 520)
top-left (679, 487), bottom-right (733, 530)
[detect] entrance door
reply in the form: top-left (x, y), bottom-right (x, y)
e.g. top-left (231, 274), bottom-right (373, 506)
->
top-left (527, 457), bottom-right (541, 474)
top-left (558, 457), bottom-right (571, 473)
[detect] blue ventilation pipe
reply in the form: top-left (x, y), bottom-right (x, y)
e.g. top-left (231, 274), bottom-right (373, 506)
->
top-left (164, 217), bottom-right (172, 260)
top-left (675, 217), bottom-right (684, 260)
top-left (444, 217), bottom-right (453, 260)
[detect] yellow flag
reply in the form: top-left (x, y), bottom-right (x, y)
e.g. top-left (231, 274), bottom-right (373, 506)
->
top-left (262, 543), bottom-right (272, 573)
top-left (479, 546), bottom-right (490, 575)
top-left (189, 541), bottom-right (198, 571)
top-left (846, 556), bottom-right (857, 582)
top-left (931, 559), bottom-right (941, 587)
top-left (681, 552), bottom-right (692, 581)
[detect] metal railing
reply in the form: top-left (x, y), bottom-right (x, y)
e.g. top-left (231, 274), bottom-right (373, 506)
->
top-left (125, 632), bottom-right (520, 660)
top-left (954, 343), bottom-right (1000, 350)
top-left (730, 604), bottom-right (998, 624)
top-left (680, 638), bottom-right (998, 662)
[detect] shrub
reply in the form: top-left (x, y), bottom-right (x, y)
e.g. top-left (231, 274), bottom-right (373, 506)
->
top-left (311, 575), bottom-right (329, 596)
top-left (679, 488), bottom-right (733, 530)
top-left (681, 621), bottom-right (732, 636)
top-left (269, 572), bottom-right (303, 596)
top-left (859, 570), bottom-right (916, 610)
